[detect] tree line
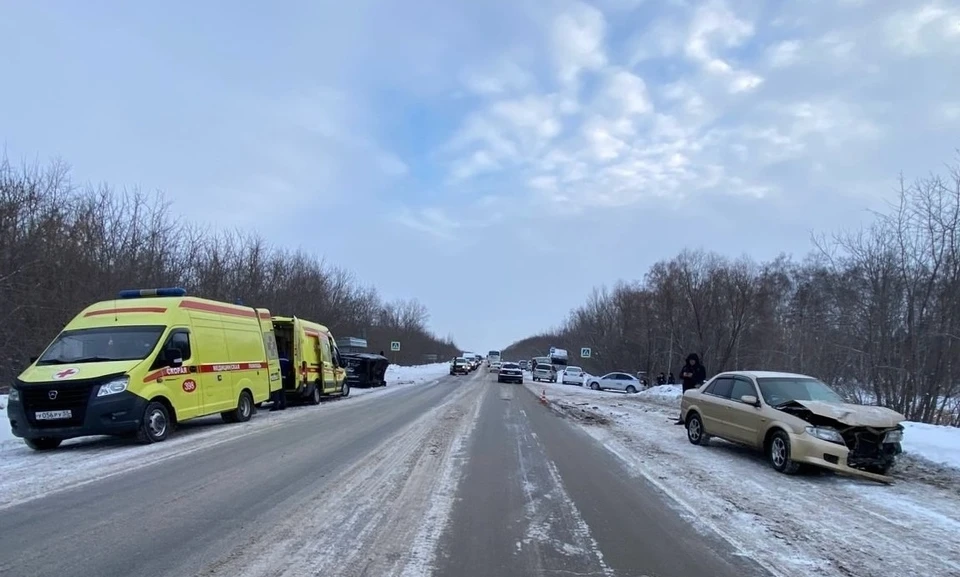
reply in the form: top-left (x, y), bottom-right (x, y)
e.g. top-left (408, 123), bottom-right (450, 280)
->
top-left (0, 157), bottom-right (459, 388)
top-left (505, 158), bottom-right (960, 426)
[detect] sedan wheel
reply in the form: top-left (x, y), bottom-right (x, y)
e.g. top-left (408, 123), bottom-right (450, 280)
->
top-left (768, 430), bottom-right (801, 474)
top-left (686, 413), bottom-right (708, 446)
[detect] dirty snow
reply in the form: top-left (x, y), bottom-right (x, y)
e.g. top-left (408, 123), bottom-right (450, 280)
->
top-left (209, 370), bottom-right (485, 577)
top-left (0, 364), bottom-right (449, 509)
top-left (549, 379), bottom-right (960, 471)
top-left (528, 380), bottom-right (960, 577)
top-left (511, 406), bottom-right (614, 576)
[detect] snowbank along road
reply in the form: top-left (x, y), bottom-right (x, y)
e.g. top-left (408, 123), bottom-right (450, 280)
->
top-left (3, 365), bottom-right (957, 577)
top-left (531, 380), bottom-right (960, 577)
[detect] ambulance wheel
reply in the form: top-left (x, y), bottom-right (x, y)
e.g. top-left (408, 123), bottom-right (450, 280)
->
top-left (137, 401), bottom-right (170, 443)
top-left (340, 381), bottom-right (350, 397)
top-left (308, 385), bottom-right (321, 406)
top-left (24, 437), bottom-right (62, 451)
top-left (222, 391), bottom-right (254, 423)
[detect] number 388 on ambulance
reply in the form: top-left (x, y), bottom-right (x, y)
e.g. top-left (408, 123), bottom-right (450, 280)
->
top-left (6, 288), bottom-right (281, 450)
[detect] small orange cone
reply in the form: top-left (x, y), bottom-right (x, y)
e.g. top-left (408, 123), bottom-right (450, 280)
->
top-left (540, 388), bottom-right (547, 404)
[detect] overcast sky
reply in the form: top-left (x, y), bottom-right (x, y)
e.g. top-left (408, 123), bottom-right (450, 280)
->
top-left (2, 0), bottom-right (958, 351)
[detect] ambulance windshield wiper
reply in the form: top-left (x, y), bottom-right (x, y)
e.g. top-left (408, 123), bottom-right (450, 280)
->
top-left (69, 356), bottom-right (117, 363)
top-left (38, 355), bottom-right (120, 365)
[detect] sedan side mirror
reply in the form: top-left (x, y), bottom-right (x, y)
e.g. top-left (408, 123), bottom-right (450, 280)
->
top-left (740, 394), bottom-right (760, 407)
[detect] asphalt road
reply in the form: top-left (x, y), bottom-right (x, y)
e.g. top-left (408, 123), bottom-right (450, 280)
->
top-left (0, 375), bottom-right (470, 577)
top-left (435, 376), bottom-right (774, 577)
top-left (1, 369), bottom-right (777, 577)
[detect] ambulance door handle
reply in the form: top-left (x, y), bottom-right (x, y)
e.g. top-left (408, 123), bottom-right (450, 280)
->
top-left (217, 375), bottom-right (223, 381)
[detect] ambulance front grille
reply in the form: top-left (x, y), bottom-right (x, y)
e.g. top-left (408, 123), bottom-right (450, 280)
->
top-left (20, 382), bottom-right (95, 428)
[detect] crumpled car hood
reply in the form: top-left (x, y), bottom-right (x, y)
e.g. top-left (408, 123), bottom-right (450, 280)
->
top-left (793, 400), bottom-right (905, 428)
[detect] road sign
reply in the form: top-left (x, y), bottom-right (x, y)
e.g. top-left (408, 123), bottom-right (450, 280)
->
top-left (580, 347), bottom-right (592, 359)
top-left (390, 341), bottom-right (401, 352)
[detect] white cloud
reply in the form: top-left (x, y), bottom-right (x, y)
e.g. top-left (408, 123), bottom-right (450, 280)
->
top-left (393, 0), bottom-right (957, 287)
top-left (392, 207), bottom-right (462, 240)
top-left (551, 1), bottom-right (607, 87)
top-left (767, 40), bottom-right (802, 67)
top-left (886, 4), bottom-right (960, 55)
top-left (940, 103), bottom-right (960, 122)
top-left (601, 69), bottom-right (653, 116)
top-left (684, 0), bottom-right (754, 65)
top-left (628, 17), bottom-right (686, 64)
top-left (450, 150), bottom-right (500, 181)
top-left (729, 70), bottom-right (764, 93)
top-left (583, 118), bottom-right (629, 161)
top-left (659, 0), bottom-right (766, 95)
top-left (444, 93), bottom-right (566, 183)
top-left (461, 58), bottom-right (534, 96)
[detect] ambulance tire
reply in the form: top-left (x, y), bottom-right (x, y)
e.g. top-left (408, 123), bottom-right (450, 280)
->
top-left (222, 390), bottom-right (254, 423)
top-left (137, 401), bottom-right (171, 444)
top-left (308, 385), bottom-right (321, 406)
top-left (24, 437), bottom-right (62, 451)
top-left (340, 381), bottom-right (350, 398)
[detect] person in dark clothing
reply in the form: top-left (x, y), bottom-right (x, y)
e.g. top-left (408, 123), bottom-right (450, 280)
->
top-left (675, 353), bottom-right (706, 424)
top-left (271, 357), bottom-right (291, 411)
top-left (657, 372), bottom-right (667, 385)
top-left (667, 372), bottom-right (676, 384)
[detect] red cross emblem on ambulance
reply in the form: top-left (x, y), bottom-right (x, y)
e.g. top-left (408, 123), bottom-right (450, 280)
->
top-left (53, 367), bottom-right (79, 380)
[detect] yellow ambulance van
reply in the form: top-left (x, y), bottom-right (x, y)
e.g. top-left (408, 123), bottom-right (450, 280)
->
top-left (6, 288), bottom-right (281, 450)
top-left (271, 316), bottom-right (348, 404)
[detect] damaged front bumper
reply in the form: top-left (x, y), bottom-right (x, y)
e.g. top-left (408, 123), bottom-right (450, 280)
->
top-left (787, 429), bottom-right (901, 484)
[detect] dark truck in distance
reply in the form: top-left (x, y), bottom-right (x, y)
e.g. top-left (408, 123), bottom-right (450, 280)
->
top-left (341, 353), bottom-right (389, 388)
top-left (450, 357), bottom-right (470, 375)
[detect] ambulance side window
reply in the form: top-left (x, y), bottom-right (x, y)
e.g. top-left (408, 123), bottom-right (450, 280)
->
top-left (151, 330), bottom-right (192, 370)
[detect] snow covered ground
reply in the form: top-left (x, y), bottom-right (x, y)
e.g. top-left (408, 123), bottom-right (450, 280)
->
top-left (527, 379), bottom-right (960, 577)
top-left (0, 363), bottom-right (450, 510)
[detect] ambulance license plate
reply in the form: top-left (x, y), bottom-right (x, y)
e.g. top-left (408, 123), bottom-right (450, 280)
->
top-left (35, 410), bottom-right (72, 420)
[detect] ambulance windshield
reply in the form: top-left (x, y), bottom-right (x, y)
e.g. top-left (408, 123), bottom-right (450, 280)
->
top-left (36, 325), bottom-right (166, 365)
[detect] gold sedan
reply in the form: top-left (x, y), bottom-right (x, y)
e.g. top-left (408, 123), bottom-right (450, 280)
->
top-left (680, 371), bottom-right (905, 483)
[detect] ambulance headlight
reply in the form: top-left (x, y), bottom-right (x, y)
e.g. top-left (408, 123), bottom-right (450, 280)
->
top-left (97, 377), bottom-right (130, 397)
top-left (8, 388), bottom-right (20, 402)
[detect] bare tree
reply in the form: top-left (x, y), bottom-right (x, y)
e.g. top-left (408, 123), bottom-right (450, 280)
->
top-left (504, 157), bottom-right (960, 426)
top-left (0, 157), bottom-right (459, 387)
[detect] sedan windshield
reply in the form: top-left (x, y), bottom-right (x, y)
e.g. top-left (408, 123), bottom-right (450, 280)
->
top-left (501, 363), bottom-right (519, 369)
top-left (37, 325), bottom-right (166, 365)
top-left (757, 377), bottom-right (845, 406)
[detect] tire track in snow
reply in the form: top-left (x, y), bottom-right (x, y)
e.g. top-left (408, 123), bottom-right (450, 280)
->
top-left (197, 375), bottom-right (484, 577)
top-left (0, 374), bottom-right (446, 511)
top-left (513, 408), bottom-right (615, 577)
